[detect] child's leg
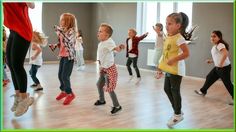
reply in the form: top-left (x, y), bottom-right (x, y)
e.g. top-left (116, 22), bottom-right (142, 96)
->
top-left (76, 50), bottom-right (81, 67)
top-left (58, 58), bottom-right (65, 92)
top-left (169, 74), bottom-right (182, 115)
top-left (61, 58), bottom-right (74, 94)
top-left (109, 91), bottom-right (120, 107)
top-left (164, 74), bottom-right (174, 108)
top-left (200, 67), bottom-right (219, 94)
top-left (126, 57), bottom-right (133, 76)
top-left (3, 65), bottom-right (9, 80)
top-left (79, 50), bottom-right (85, 65)
top-left (29, 64), bottom-right (40, 85)
top-left (96, 73), bottom-right (106, 102)
top-left (133, 57), bottom-right (140, 78)
top-left (218, 65), bottom-right (234, 99)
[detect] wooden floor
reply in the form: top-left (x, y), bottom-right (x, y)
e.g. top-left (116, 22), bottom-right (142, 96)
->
top-left (3, 61), bottom-right (234, 129)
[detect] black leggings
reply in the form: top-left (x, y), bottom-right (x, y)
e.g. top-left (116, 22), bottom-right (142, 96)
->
top-left (6, 30), bottom-right (30, 93)
top-left (200, 65), bottom-right (234, 99)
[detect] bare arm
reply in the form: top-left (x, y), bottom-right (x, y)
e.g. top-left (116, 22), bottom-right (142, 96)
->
top-left (167, 44), bottom-right (189, 65)
top-left (26, 2), bottom-right (35, 9)
top-left (219, 48), bottom-right (228, 68)
top-left (113, 44), bottom-right (125, 52)
top-left (31, 43), bottom-right (42, 60)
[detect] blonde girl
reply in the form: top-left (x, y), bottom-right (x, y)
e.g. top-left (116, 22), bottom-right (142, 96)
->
top-left (49, 13), bottom-right (77, 105)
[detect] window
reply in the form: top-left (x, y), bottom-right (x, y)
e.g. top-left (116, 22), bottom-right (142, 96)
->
top-left (137, 2), bottom-right (193, 41)
top-left (29, 2), bottom-right (43, 32)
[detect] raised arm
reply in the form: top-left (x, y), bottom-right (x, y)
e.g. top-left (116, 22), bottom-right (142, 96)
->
top-left (137, 32), bottom-right (148, 41)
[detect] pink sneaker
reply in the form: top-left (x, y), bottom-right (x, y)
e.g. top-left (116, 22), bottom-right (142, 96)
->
top-left (56, 92), bottom-right (67, 100)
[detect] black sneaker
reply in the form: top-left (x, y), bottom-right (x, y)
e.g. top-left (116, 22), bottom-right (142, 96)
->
top-left (111, 106), bottom-right (122, 114)
top-left (30, 84), bottom-right (38, 87)
top-left (34, 87), bottom-right (43, 91)
top-left (94, 100), bottom-right (106, 106)
top-left (194, 90), bottom-right (206, 96)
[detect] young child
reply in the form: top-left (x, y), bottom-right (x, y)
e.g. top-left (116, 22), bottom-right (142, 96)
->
top-left (158, 12), bottom-right (190, 127)
top-left (94, 23), bottom-right (125, 115)
top-left (75, 29), bottom-right (85, 70)
top-left (126, 28), bottom-right (148, 83)
top-left (29, 31), bottom-right (47, 91)
top-left (4, 2), bottom-right (35, 117)
top-left (194, 30), bottom-right (234, 105)
top-left (152, 23), bottom-right (165, 79)
top-left (49, 13), bottom-right (77, 105)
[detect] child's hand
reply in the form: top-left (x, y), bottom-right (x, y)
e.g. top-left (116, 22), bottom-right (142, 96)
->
top-left (119, 44), bottom-right (125, 50)
top-left (152, 26), bottom-right (156, 31)
top-left (155, 71), bottom-right (163, 79)
top-left (145, 32), bottom-right (149, 36)
top-left (167, 58), bottom-right (176, 66)
top-left (49, 44), bottom-right (56, 51)
top-left (31, 55), bottom-right (36, 60)
top-left (206, 59), bottom-right (213, 64)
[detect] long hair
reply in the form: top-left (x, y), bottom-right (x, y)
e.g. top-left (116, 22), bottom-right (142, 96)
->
top-left (212, 30), bottom-right (229, 50)
top-left (60, 13), bottom-right (78, 33)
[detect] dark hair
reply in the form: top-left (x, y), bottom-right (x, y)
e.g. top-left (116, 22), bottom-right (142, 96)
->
top-left (179, 12), bottom-right (189, 40)
top-left (212, 30), bottom-right (229, 50)
top-left (167, 12), bottom-right (189, 40)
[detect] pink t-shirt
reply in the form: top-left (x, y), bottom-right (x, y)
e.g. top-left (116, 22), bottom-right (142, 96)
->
top-left (58, 37), bottom-right (69, 57)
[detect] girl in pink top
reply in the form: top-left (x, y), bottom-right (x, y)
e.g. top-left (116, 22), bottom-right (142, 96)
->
top-left (49, 13), bottom-right (77, 105)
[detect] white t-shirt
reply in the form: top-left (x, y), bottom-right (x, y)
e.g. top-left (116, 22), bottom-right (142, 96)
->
top-left (128, 39), bottom-right (137, 58)
top-left (211, 43), bottom-right (230, 67)
top-left (29, 44), bottom-right (43, 66)
top-left (75, 36), bottom-right (83, 51)
top-left (97, 38), bottom-right (116, 68)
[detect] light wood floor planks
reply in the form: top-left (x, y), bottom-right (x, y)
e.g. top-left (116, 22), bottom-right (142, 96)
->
top-left (3, 61), bottom-right (234, 129)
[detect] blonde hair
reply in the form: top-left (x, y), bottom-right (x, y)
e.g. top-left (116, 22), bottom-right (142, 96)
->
top-left (60, 13), bottom-right (78, 33)
top-left (100, 23), bottom-right (113, 37)
top-left (128, 28), bottom-right (137, 36)
top-left (32, 31), bottom-right (48, 46)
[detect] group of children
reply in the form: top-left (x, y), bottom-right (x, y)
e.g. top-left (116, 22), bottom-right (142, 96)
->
top-left (3, 2), bottom-right (234, 128)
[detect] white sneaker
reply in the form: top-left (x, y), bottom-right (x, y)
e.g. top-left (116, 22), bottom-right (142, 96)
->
top-left (128, 75), bottom-right (134, 81)
top-left (14, 95), bottom-right (34, 117)
top-left (228, 99), bottom-right (234, 105)
top-left (11, 95), bottom-right (20, 112)
top-left (135, 78), bottom-right (141, 84)
top-left (167, 114), bottom-right (184, 127)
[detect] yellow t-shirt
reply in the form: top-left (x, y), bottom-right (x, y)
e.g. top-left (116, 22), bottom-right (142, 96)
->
top-left (158, 33), bottom-right (186, 76)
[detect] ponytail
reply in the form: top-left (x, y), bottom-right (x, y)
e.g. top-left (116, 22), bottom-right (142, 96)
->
top-left (179, 12), bottom-right (189, 40)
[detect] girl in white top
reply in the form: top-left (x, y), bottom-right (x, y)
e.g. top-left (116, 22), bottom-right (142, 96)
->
top-left (195, 30), bottom-right (233, 105)
top-left (29, 31), bottom-right (47, 91)
top-left (75, 30), bottom-right (85, 70)
top-left (153, 23), bottom-right (165, 79)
